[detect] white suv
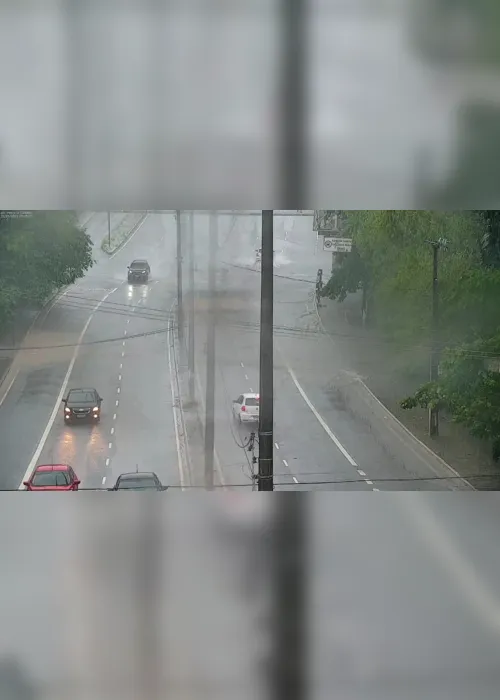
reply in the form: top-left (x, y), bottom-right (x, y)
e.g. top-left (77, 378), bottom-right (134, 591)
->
top-left (232, 393), bottom-right (260, 423)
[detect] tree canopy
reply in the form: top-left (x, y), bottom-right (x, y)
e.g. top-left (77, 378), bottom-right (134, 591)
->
top-left (320, 209), bottom-right (500, 459)
top-left (0, 211), bottom-right (93, 330)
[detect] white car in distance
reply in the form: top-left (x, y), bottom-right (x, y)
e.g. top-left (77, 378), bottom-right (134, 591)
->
top-left (232, 393), bottom-right (260, 424)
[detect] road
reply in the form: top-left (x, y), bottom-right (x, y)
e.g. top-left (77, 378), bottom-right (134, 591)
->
top-left (191, 212), bottom-right (455, 491)
top-left (0, 210), bottom-right (467, 492)
top-left (0, 212), bottom-right (185, 491)
top-left (1, 496), bottom-right (500, 699)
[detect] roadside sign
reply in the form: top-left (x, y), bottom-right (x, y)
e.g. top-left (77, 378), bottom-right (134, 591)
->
top-left (323, 237), bottom-right (353, 253)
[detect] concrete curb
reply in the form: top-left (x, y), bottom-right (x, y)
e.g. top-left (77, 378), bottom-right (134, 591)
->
top-left (101, 212), bottom-right (148, 256)
top-left (313, 297), bottom-right (474, 491)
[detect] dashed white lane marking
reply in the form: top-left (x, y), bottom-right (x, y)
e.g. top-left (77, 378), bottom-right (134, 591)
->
top-left (118, 374), bottom-right (122, 381)
top-left (115, 399), bottom-right (119, 406)
top-left (108, 442), bottom-right (112, 449)
top-left (358, 469), bottom-right (366, 477)
top-left (365, 480), bottom-right (373, 485)
top-left (119, 363), bottom-right (123, 370)
top-left (102, 476), bottom-right (106, 485)
top-left (127, 319), bottom-right (130, 324)
top-left (283, 459), bottom-right (289, 467)
top-left (275, 442), bottom-right (280, 450)
top-left (105, 458), bottom-right (110, 467)
top-left (121, 351), bottom-right (125, 357)
top-left (373, 488), bottom-right (380, 492)
top-left (122, 341), bottom-right (125, 346)
top-left (124, 329), bottom-right (127, 335)
top-left (244, 374), bottom-right (249, 380)
top-left (292, 476), bottom-right (299, 484)
top-left (113, 413), bottom-right (117, 420)
top-left (19, 288), bottom-right (118, 489)
top-left (111, 427), bottom-right (115, 435)
top-left (286, 366), bottom-right (358, 467)
top-left (117, 387), bottom-right (121, 394)
top-left (249, 387), bottom-right (253, 392)
top-left (240, 362), bottom-right (244, 368)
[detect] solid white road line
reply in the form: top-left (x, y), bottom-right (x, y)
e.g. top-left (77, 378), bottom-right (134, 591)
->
top-left (19, 288), bottom-right (117, 489)
top-left (286, 366), bottom-right (358, 467)
top-left (0, 369), bottom-right (19, 408)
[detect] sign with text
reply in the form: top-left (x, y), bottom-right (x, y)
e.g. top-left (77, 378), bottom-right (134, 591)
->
top-left (323, 237), bottom-right (353, 253)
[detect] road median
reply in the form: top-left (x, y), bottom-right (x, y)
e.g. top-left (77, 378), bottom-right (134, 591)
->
top-left (101, 212), bottom-right (148, 255)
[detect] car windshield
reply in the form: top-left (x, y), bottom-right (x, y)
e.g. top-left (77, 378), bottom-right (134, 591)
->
top-left (117, 477), bottom-right (158, 490)
top-left (68, 391), bottom-right (95, 403)
top-left (32, 471), bottom-right (67, 487)
top-left (131, 262), bottom-right (147, 269)
top-left (245, 398), bottom-right (259, 406)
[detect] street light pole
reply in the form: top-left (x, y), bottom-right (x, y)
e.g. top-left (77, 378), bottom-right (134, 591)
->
top-left (107, 211), bottom-right (111, 248)
top-left (427, 237), bottom-right (447, 437)
top-left (176, 210), bottom-right (184, 345)
top-left (188, 211), bottom-right (195, 405)
top-left (258, 210), bottom-right (274, 491)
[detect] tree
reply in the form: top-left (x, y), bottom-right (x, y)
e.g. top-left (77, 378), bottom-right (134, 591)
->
top-left (401, 333), bottom-right (500, 460)
top-left (0, 211), bottom-right (93, 330)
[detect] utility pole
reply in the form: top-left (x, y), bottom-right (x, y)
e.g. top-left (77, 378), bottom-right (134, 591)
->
top-left (107, 211), bottom-right (111, 248)
top-left (188, 211), bottom-right (195, 404)
top-left (280, 0), bottom-right (306, 205)
top-left (176, 210), bottom-right (184, 344)
top-left (204, 212), bottom-right (217, 489)
top-left (258, 210), bottom-right (274, 491)
top-left (427, 237), bottom-right (447, 437)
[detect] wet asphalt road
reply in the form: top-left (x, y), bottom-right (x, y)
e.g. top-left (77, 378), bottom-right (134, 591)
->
top-left (0, 211), bottom-right (463, 491)
top-left (192, 212), bottom-right (451, 491)
top-left (0, 212), bottom-right (182, 490)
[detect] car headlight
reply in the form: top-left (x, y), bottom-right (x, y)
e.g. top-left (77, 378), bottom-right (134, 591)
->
top-left (65, 407), bottom-right (70, 413)
top-left (93, 406), bottom-right (99, 412)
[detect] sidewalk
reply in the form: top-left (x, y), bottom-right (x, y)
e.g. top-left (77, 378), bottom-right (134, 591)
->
top-left (318, 291), bottom-right (499, 489)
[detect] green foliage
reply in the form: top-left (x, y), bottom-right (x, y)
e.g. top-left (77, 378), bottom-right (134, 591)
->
top-left (322, 210), bottom-right (500, 341)
top-left (401, 334), bottom-right (500, 460)
top-left (322, 209), bottom-right (500, 455)
top-left (0, 211), bottom-right (93, 329)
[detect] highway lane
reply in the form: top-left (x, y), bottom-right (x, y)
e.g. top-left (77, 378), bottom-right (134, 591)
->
top-left (0, 212), bottom-right (184, 490)
top-left (195, 212), bottom-right (452, 490)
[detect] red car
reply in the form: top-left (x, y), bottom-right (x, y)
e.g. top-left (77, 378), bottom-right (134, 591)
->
top-left (23, 464), bottom-right (81, 491)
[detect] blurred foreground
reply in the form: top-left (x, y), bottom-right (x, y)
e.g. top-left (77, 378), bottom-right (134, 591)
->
top-left (1, 494), bottom-right (500, 699)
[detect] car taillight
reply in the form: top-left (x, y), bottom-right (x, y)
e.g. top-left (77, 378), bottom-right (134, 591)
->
top-left (241, 405), bottom-right (246, 412)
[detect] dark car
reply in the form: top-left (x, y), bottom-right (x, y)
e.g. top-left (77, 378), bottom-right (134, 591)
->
top-left (128, 259), bottom-right (150, 283)
top-left (109, 472), bottom-right (167, 491)
top-left (63, 388), bottom-right (103, 424)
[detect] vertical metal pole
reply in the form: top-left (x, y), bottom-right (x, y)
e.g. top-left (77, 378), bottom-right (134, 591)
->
top-left (188, 211), bottom-right (195, 404)
top-left (107, 211), bottom-right (111, 247)
top-left (280, 0), bottom-right (306, 206)
top-left (258, 210), bottom-right (274, 491)
top-left (204, 212), bottom-right (217, 489)
top-left (271, 495), bottom-right (307, 700)
top-left (429, 243), bottom-right (439, 436)
top-left (176, 210), bottom-right (184, 344)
